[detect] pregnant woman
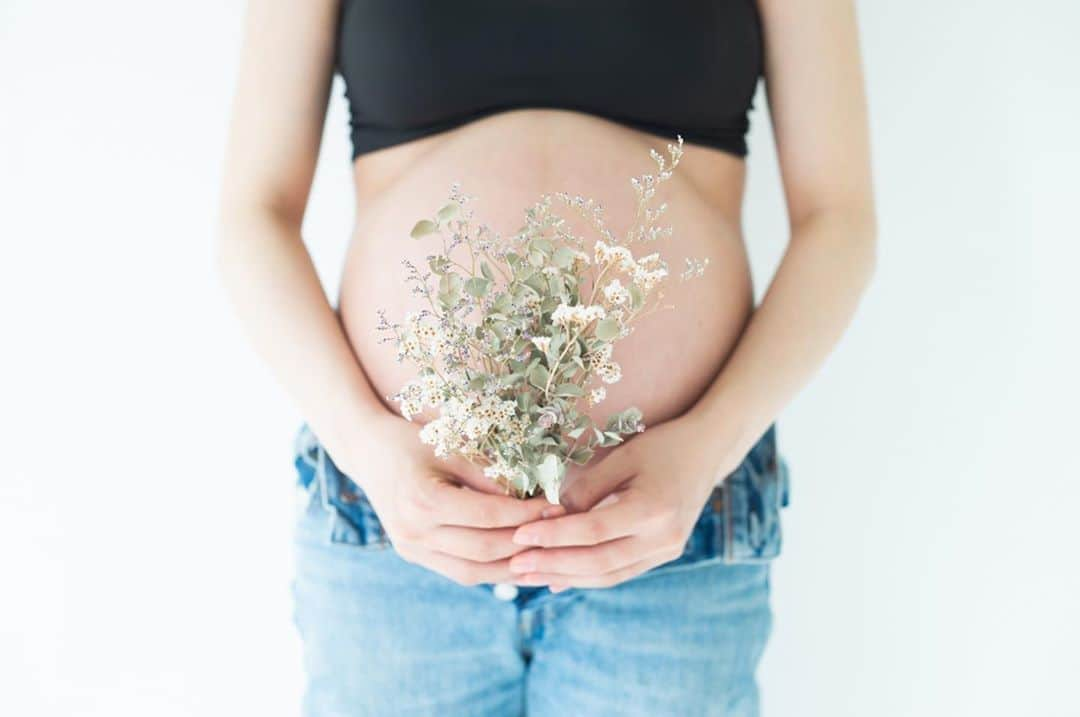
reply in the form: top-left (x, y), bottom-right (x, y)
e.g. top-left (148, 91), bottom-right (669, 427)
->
top-left (216, 1), bottom-right (875, 715)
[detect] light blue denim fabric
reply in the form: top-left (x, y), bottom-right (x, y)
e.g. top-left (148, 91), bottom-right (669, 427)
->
top-left (290, 422), bottom-right (791, 716)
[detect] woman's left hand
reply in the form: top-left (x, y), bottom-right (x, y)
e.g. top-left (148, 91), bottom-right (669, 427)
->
top-left (508, 412), bottom-right (737, 592)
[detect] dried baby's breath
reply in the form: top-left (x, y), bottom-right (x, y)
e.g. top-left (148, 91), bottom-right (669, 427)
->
top-left (378, 135), bottom-right (709, 504)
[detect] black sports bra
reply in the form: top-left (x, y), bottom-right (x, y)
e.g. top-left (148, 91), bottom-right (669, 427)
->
top-left (333, 0), bottom-right (763, 161)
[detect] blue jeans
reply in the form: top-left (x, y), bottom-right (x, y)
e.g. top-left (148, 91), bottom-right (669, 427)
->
top-left (291, 422), bottom-right (790, 716)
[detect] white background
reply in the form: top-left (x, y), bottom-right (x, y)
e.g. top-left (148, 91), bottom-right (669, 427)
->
top-left (2, 1), bottom-right (1077, 715)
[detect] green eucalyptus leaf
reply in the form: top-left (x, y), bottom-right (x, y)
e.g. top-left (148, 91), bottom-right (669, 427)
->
top-left (594, 318), bottom-right (620, 341)
top-left (465, 276), bottom-right (490, 297)
top-left (555, 383), bottom-right (585, 397)
top-left (525, 275), bottom-right (547, 293)
top-left (535, 453), bottom-right (565, 504)
top-left (605, 406), bottom-right (643, 432)
top-left (517, 392), bottom-right (533, 411)
top-left (533, 237), bottom-right (554, 255)
top-left (410, 219), bottom-right (438, 239)
top-left (527, 362), bottom-right (549, 389)
top-left (480, 261), bottom-right (495, 281)
top-left (546, 330), bottom-right (565, 362)
top-left (436, 203), bottom-right (459, 221)
top-left (552, 246), bottom-right (576, 268)
top-left (428, 256), bottom-right (448, 275)
top-left (568, 447), bottom-right (594, 465)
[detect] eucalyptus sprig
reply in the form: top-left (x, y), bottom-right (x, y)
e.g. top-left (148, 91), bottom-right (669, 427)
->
top-left (376, 135), bottom-right (710, 504)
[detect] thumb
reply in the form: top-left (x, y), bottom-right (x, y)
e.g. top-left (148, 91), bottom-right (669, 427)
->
top-left (434, 453), bottom-right (506, 495)
top-left (561, 444), bottom-right (637, 513)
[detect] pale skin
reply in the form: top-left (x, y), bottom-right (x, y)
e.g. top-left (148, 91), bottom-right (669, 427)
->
top-left (217, 0), bottom-right (876, 591)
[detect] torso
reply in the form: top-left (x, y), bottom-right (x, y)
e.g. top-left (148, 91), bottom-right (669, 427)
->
top-left (337, 108), bottom-right (755, 479)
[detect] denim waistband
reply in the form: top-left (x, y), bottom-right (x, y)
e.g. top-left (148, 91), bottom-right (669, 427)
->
top-left (292, 419), bottom-right (791, 564)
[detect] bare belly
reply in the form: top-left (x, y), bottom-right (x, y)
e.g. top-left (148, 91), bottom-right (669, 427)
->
top-left (338, 109), bottom-right (754, 474)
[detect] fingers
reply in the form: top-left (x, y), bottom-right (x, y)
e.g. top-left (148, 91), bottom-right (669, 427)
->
top-left (398, 544), bottom-right (519, 587)
top-left (422, 525), bottom-right (532, 562)
top-left (507, 536), bottom-right (644, 576)
top-left (560, 444), bottom-right (637, 513)
top-left (511, 489), bottom-right (650, 547)
top-left (423, 478), bottom-right (565, 529)
top-left (508, 533), bottom-right (681, 576)
top-left (515, 556), bottom-right (660, 590)
top-left (437, 454), bottom-right (506, 495)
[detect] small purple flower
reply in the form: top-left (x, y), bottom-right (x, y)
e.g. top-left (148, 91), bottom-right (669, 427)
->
top-left (537, 406), bottom-right (560, 429)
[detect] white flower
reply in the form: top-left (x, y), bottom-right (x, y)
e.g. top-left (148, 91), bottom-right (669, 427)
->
top-left (551, 303), bottom-right (606, 328)
top-left (400, 398), bottom-right (423, 420)
top-left (419, 417), bottom-right (456, 456)
top-left (400, 333), bottom-right (422, 358)
top-left (637, 252), bottom-right (662, 270)
top-left (587, 342), bottom-right (613, 366)
top-left (420, 374), bottom-right (442, 406)
top-left (589, 387), bottom-right (606, 405)
top-left (631, 265), bottom-right (668, 292)
top-left (431, 328), bottom-right (456, 357)
top-left (569, 249), bottom-right (591, 274)
top-left (594, 239), bottom-right (637, 272)
top-left (531, 336), bottom-right (551, 354)
top-left (602, 278), bottom-right (630, 305)
top-left (610, 246), bottom-right (635, 271)
top-left (595, 360), bottom-right (622, 384)
top-left (593, 239), bottom-right (610, 265)
top-left (463, 416), bottom-right (489, 440)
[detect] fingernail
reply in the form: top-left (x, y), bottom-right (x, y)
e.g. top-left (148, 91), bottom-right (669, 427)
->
top-left (541, 505), bottom-right (565, 519)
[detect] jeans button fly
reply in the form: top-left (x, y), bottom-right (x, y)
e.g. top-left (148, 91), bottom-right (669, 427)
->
top-left (493, 582), bottom-right (519, 601)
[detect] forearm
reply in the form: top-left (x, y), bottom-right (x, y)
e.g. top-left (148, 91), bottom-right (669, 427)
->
top-left (216, 210), bottom-right (390, 455)
top-left (686, 208), bottom-right (877, 469)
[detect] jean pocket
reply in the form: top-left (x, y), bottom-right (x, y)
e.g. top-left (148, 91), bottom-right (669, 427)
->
top-left (293, 424), bottom-right (393, 551)
top-left (668, 425), bottom-right (789, 567)
top-left (718, 428), bottom-right (789, 563)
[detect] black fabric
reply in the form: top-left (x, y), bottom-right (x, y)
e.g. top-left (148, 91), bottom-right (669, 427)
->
top-left (334, 0), bottom-right (763, 160)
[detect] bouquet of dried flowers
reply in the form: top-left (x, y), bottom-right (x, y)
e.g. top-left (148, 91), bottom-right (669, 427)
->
top-left (376, 135), bottom-right (709, 504)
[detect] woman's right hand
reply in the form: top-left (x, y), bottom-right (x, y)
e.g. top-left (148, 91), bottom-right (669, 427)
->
top-left (327, 409), bottom-right (565, 587)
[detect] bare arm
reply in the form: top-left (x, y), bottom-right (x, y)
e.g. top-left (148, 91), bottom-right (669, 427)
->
top-left (504, 0), bottom-right (879, 590)
top-left (215, 0), bottom-right (385, 461)
top-left (215, 0), bottom-right (560, 586)
top-left (685, 0), bottom-right (879, 462)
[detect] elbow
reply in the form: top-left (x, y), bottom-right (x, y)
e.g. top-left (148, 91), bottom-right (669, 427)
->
top-left (214, 209), bottom-right (246, 290)
top-left (213, 203), bottom-right (271, 290)
top-left (791, 203), bottom-right (878, 290)
top-left (856, 206), bottom-right (878, 287)
top-left (214, 201), bottom-right (306, 301)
